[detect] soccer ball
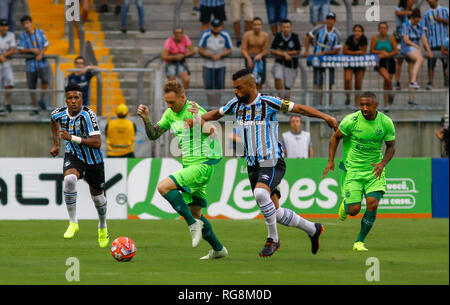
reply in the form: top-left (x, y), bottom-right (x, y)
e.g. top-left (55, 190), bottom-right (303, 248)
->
top-left (110, 237), bottom-right (136, 262)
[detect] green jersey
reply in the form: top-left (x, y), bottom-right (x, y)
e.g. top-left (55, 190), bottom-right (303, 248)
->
top-left (157, 100), bottom-right (222, 166)
top-left (339, 111), bottom-right (395, 172)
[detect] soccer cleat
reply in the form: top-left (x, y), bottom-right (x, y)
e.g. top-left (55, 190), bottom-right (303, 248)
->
top-left (200, 246), bottom-right (228, 260)
top-left (98, 227), bottom-right (110, 248)
top-left (309, 223), bottom-right (324, 255)
top-left (338, 200), bottom-right (348, 221)
top-left (353, 241), bottom-right (368, 252)
top-left (189, 219), bottom-right (204, 247)
top-left (259, 238), bottom-right (280, 257)
top-left (64, 222), bottom-right (79, 239)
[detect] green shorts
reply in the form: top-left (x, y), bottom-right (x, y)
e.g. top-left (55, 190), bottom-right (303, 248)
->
top-left (341, 169), bottom-right (386, 204)
top-left (169, 163), bottom-right (214, 207)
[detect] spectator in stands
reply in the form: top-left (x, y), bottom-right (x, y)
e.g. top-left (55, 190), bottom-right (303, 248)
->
top-left (423, 0), bottom-right (449, 89)
top-left (305, 12), bottom-right (342, 105)
top-left (394, 0), bottom-right (415, 90)
top-left (270, 19), bottom-right (301, 100)
top-left (161, 27), bottom-right (196, 89)
top-left (199, 0), bottom-right (227, 33)
top-left (0, 0), bottom-right (15, 32)
top-left (400, 8), bottom-right (433, 92)
top-left (343, 24), bottom-right (368, 107)
top-left (192, 0), bottom-right (200, 15)
top-left (309, 0), bottom-right (330, 26)
top-left (265, 0), bottom-right (288, 35)
top-left (371, 22), bottom-right (398, 109)
top-left (98, 0), bottom-right (122, 15)
top-left (198, 19), bottom-right (233, 90)
top-left (0, 19), bottom-right (15, 114)
top-left (67, 56), bottom-right (98, 106)
top-left (231, 0), bottom-right (254, 47)
top-left (281, 116), bottom-right (313, 158)
top-left (121, 0), bottom-right (146, 33)
top-left (105, 104), bottom-right (137, 158)
top-left (17, 15), bottom-right (51, 115)
top-left (241, 17), bottom-right (270, 90)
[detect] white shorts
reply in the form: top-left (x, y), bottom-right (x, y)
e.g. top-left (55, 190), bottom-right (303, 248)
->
top-left (272, 63), bottom-right (297, 89)
top-left (231, 0), bottom-right (254, 23)
top-left (0, 63), bottom-right (14, 88)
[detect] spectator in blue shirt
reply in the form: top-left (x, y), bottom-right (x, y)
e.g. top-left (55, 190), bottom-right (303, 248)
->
top-left (17, 15), bottom-right (51, 115)
top-left (67, 56), bottom-right (98, 106)
top-left (305, 12), bottom-right (342, 105)
top-left (423, 0), bottom-right (449, 89)
top-left (400, 8), bottom-right (433, 91)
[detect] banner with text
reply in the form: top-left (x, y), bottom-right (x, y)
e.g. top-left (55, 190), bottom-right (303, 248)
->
top-left (127, 158), bottom-right (432, 219)
top-left (0, 158), bottom-right (128, 219)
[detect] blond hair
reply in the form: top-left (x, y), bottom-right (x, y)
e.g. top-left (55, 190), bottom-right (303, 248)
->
top-left (163, 81), bottom-right (185, 97)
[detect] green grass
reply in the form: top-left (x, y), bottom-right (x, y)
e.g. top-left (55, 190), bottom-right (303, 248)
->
top-left (0, 218), bottom-right (448, 285)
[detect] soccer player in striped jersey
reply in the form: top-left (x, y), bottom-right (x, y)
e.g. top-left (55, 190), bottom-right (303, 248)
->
top-left (197, 68), bottom-right (338, 257)
top-left (423, 0), bottom-right (449, 89)
top-left (49, 84), bottom-right (109, 248)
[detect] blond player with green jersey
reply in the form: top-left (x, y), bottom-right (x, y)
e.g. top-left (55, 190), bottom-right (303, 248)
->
top-left (322, 92), bottom-right (396, 251)
top-left (137, 81), bottom-right (227, 260)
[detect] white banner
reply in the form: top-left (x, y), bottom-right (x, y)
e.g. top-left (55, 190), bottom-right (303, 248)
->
top-left (0, 158), bottom-right (127, 220)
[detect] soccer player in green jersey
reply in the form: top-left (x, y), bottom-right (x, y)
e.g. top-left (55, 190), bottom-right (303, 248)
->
top-left (322, 92), bottom-right (396, 251)
top-left (137, 80), bottom-right (227, 260)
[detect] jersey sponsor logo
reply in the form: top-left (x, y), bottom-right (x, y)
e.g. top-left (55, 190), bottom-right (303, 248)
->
top-left (261, 174), bottom-right (270, 181)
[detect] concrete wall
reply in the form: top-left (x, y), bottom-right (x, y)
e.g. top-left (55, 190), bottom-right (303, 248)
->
top-left (0, 119), bottom-right (444, 158)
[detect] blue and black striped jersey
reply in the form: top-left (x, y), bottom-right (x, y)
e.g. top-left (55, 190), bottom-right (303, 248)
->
top-left (220, 94), bottom-right (294, 166)
top-left (51, 106), bottom-right (103, 165)
top-left (423, 5), bottom-right (449, 48)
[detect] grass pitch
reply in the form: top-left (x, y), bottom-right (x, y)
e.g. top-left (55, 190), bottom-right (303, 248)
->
top-left (0, 218), bottom-right (448, 285)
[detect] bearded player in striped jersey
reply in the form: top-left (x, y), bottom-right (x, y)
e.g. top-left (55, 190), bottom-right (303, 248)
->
top-left (49, 83), bottom-right (109, 248)
top-left (192, 68), bottom-right (338, 257)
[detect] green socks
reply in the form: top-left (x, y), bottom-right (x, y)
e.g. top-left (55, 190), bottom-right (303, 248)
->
top-left (163, 190), bottom-right (197, 226)
top-left (200, 215), bottom-right (223, 251)
top-left (356, 210), bottom-right (377, 243)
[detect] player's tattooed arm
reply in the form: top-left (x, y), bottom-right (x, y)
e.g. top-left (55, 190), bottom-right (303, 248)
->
top-left (137, 104), bottom-right (167, 140)
top-left (143, 120), bottom-right (166, 140)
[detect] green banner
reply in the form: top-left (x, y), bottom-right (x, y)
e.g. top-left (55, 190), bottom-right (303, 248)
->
top-left (127, 158), bottom-right (432, 219)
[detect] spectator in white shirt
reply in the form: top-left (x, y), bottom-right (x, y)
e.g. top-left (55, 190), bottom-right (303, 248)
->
top-left (281, 116), bottom-right (314, 158)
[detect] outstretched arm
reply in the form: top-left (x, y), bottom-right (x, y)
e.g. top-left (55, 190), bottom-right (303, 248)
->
top-left (371, 140), bottom-right (396, 179)
top-left (322, 129), bottom-right (344, 178)
top-left (290, 104), bottom-right (338, 130)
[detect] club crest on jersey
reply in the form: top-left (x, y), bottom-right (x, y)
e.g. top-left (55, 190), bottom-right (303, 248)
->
top-left (375, 129), bottom-right (383, 136)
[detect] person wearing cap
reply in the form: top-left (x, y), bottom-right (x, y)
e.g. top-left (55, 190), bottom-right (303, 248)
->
top-left (198, 19), bottom-right (233, 90)
top-left (305, 11), bottom-right (342, 105)
top-left (105, 104), bottom-right (137, 158)
top-left (0, 19), bottom-right (15, 114)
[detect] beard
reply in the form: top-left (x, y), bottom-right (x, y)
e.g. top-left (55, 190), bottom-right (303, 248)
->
top-left (236, 93), bottom-right (251, 104)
